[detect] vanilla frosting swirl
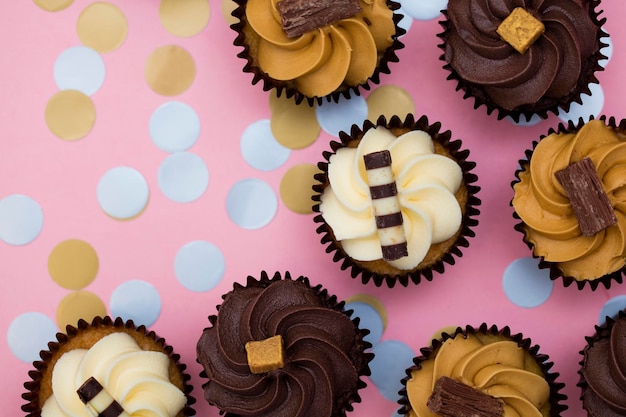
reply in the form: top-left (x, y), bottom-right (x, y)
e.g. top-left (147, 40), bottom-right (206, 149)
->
top-left (245, 0), bottom-right (396, 97)
top-left (319, 126), bottom-right (463, 270)
top-left (512, 120), bottom-right (626, 280)
top-left (41, 332), bottom-right (186, 417)
top-left (406, 334), bottom-right (550, 417)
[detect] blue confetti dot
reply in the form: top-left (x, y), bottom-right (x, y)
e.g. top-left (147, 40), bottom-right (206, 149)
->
top-left (97, 166), bottom-right (149, 219)
top-left (110, 280), bottom-right (161, 327)
top-left (558, 83), bottom-right (605, 124)
top-left (316, 95), bottom-right (368, 137)
top-left (369, 340), bottom-right (415, 401)
top-left (54, 46), bottom-right (105, 96)
top-left (346, 301), bottom-right (384, 346)
top-left (226, 178), bottom-right (277, 230)
top-left (175, 240), bottom-right (225, 292)
top-left (149, 101), bottom-right (201, 152)
top-left (599, 295), bottom-right (626, 325)
top-left (399, 0), bottom-right (447, 20)
top-left (0, 194), bottom-right (44, 246)
top-left (397, 6), bottom-right (413, 35)
top-left (158, 152), bottom-right (209, 203)
top-left (599, 33), bottom-right (613, 68)
top-left (241, 119), bottom-right (291, 171)
top-left (503, 257), bottom-right (553, 308)
top-left (7, 312), bottom-right (58, 363)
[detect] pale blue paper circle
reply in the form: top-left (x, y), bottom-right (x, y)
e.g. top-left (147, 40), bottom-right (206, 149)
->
top-left (399, 0), bottom-right (448, 21)
top-left (599, 33), bottom-right (613, 68)
top-left (370, 340), bottom-right (415, 401)
top-left (54, 46), bottom-right (105, 96)
top-left (149, 101), bottom-right (201, 152)
top-left (97, 166), bottom-right (149, 219)
top-left (397, 6), bottom-right (413, 35)
top-left (158, 152), bottom-right (209, 203)
top-left (241, 119), bottom-right (291, 171)
top-left (558, 83), bottom-right (605, 125)
top-left (7, 312), bottom-right (58, 363)
top-left (599, 295), bottom-right (626, 326)
top-left (226, 178), bottom-right (277, 229)
top-left (174, 240), bottom-right (226, 292)
top-left (110, 280), bottom-right (161, 326)
top-left (502, 257), bottom-right (553, 308)
top-left (345, 301), bottom-right (384, 346)
top-left (316, 95), bottom-right (368, 137)
top-left (0, 194), bottom-right (44, 246)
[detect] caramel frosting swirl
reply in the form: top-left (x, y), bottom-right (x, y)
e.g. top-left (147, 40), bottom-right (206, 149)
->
top-left (512, 120), bottom-right (626, 280)
top-left (245, 0), bottom-right (396, 97)
top-left (444, 0), bottom-right (599, 112)
top-left (196, 276), bottom-right (367, 417)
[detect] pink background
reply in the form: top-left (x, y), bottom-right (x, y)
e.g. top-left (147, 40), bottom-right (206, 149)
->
top-left (2, 1), bottom-right (626, 416)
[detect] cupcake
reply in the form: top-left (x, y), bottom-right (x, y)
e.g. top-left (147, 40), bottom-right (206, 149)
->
top-left (578, 309), bottom-right (626, 416)
top-left (398, 324), bottom-right (567, 417)
top-left (230, 0), bottom-right (405, 105)
top-left (196, 271), bottom-right (373, 417)
top-left (312, 114), bottom-right (480, 287)
top-left (22, 316), bottom-right (195, 417)
top-left (438, 0), bottom-right (607, 122)
top-left (511, 116), bottom-right (626, 290)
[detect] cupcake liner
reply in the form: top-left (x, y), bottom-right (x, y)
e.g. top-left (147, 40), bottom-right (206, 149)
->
top-left (22, 316), bottom-right (196, 417)
top-left (230, 0), bottom-right (405, 106)
top-left (511, 115), bottom-right (626, 290)
top-left (398, 323), bottom-right (568, 417)
top-left (197, 271), bottom-right (373, 417)
top-left (312, 114), bottom-right (481, 288)
top-left (437, 0), bottom-right (608, 123)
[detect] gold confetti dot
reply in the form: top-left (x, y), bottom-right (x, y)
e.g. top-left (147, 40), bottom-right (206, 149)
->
top-left (33, 0), bottom-right (73, 12)
top-left (221, 0), bottom-right (239, 25)
top-left (56, 290), bottom-right (107, 330)
top-left (270, 93), bottom-right (320, 150)
top-left (45, 90), bottom-right (96, 141)
top-left (366, 85), bottom-right (416, 123)
top-left (77, 2), bottom-right (128, 53)
top-left (145, 45), bottom-right (196, 96)
top-left (48, 239), bottom-right (99, 290)
top-left (279, 164), bottom-right (321, 214)
top-left (345, 294), bottom-right (388, 330)
top-left (160, 0), bottom-right (211, 37)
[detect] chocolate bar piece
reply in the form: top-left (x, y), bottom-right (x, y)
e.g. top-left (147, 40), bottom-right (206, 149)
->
top-left (276, 0), bottom-right (361, 38)
top-left (555, 157), bottom-right (617, 237)
top-left (77, 377), bottom-right (130, 417)
top-left (427, 376), bottom-right (504, 417)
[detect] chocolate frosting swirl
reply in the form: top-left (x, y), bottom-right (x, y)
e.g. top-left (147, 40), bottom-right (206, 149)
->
top-left (196, 273), bottom-right (370, 417)
top-left (443, 0), bottom-right (601, 115)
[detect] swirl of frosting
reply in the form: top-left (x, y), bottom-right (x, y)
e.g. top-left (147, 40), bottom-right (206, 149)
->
top-left (444, 0), bottom-right (599, 111)
top-left (196, 278), bottom-right (364, 417)
top-left (406, 334), bottom-right (550, 417)
top-left (319, 126), bottom-right (463, 270)
top-left (245, 0), bottom-right (396, 97)
top-left (512, 120), bottom-right (626, 280)
top-left (41, 332), bottom-right (186, 417)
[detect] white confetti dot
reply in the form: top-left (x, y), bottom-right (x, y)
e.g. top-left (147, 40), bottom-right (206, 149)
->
top-left (175, 240), bottom-right (226, 292)
top-left (316, 95), bottom-right (368, 137)
top-left (110, 280), bottom-right (161, 326)
top-left (399, 0), bottom-right (448, 21)
top-left (97, 166), bottom-right (149, 219)
top-left (7, 312), bottom-right (58, 363)
top-left (158, 152), bottom-right (209, 203)
top-left (149, 101), bottom-right (201, 152)
top-left (0, 194), bottom-right (44, 246)
top-left (599, 32), bottom-right (613, 68)
top-left (558, 83), bottom-right (605, 125)
top-left (397, 6), bottom-right (413, 35)
top-left (502, 257), bottom-right (553, 308)
top-left (226, 178), bottom-right (277, 229)
top-left (241, 119), bottom-right (291, 171)
top-left (54, 46), bottom-right (106, 96)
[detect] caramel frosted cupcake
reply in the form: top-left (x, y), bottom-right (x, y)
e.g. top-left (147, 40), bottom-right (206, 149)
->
top-left (398, 324), bottom-right (567, 417)
top-left (22, 316), bottom-right (195, 417)
top-left (438, 0), bottom-right (607, 122)
top-left (231, 0), bottom-right (405, 105)
top-left (196, 271), bottom-right (373, 417)
top-left (578, 309), bottom-right (626, 416)
top-left (512, 116), bottom-right (626, 290)
top-left (313, 114), bottom-right (480, 287)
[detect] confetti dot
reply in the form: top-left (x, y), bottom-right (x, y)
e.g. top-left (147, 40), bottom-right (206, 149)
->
top-left (397, 6), bottom-right (413, 35)
top-left (227, 178), bottom-right (277, 229)
top-left (45, 90), bottom-right (96, 141)
top-left (158, 152), bottom-right (209, 203)
top-left (32, 0), bottom-right (73, 12)
top-left (56, 290), bottom-right (107, 330)
top-left (48, 239), bottom-right (99, 290)
top-left (599, 33), bottom-right (613, 68)
top-left (316, 95), bottom-right (368, 137)
top-left (149, 101), bottom-right (201, 152)
top-left (399, 0), bottom-right (447, 20)
top-left (145, 45), bottom-right (196, 96)
top-left (77, 2), bottom-right (128, 53)
top-left (279, 164), bottom-right (320, 214)
top-left (345, 301), bottom-right (385, 346)
top-left (175, 240), bottom-right (226, 292)
top-left (7, 312), bottom-right (58, 363)
top-left (558, 83), bottom-right (605, 124)
top-left (366, 85), bottom-right (415, 123)
top-left (270, 94), bottom-right (321, 150)
top-left (502, 257), bottom-right (553, 308)
top-left (97, 166), bottom-right (149, 220)
top-left (241, 119), bottom-right (291, 171)
top-left (110, 280), bottom-right (162, 326)
top-left (159, 0), bottom-right (210, 37)
top-left (0, 194), bottom-right (44, 246)
top-left (221, 0), bottom-right (239, 25)
top-left (369, 340), bottom-right (415, 401)
top-left (54, 46), bottom-right (106, 96)
top-left (598, 295), bottom-right (626, 325)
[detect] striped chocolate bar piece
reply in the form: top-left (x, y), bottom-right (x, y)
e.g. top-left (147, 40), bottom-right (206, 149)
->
top-left (363, 150), bottom-right (408, 261)
top-left (77, 377), bottom-right (131, 417)
top-left (427, 376), bottom-right (504, 417)
top-left (276, 0), bottom-right (361, 38)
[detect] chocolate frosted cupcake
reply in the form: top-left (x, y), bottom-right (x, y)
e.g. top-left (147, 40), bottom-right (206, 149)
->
top-left (438, 0), bottom-right (607, 122)
top-left (511, 116), bottom-right (626, 290)
top-left (398, 324), bottom-right (567, 417)
top-left (196, 271), bottom-right (373, 417)
top-left (231, 0), bottom-right (405, 105)
top-left (22, 316), bottom-right (195, 417)
top-left (313, 114), bottom-right (480, 287)
top-left (579, 309), bottom-right (626, 416)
